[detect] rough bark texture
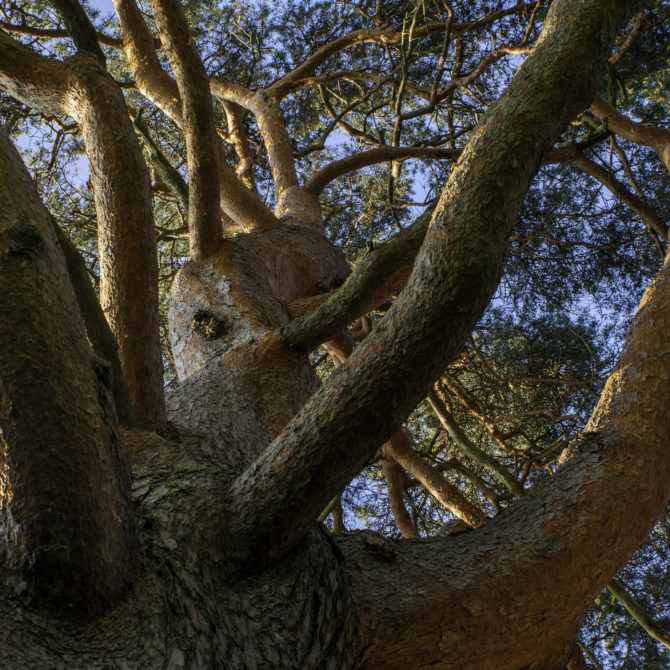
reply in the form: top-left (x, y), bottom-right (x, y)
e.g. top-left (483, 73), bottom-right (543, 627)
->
top-left (0, 130), bottom-right (136, 616)
top-left (148, 0), bottom-right (223, 258)
top-left (3, 1), bottom-right (669, 668)
top-left (0, 432), bottom-right (357, 669)
top-left (67, 56), bottom-right (166, 431)
top-left (223, 0), bottom-right (643, 573)
top-left (0, 33), bottom-right (166, 431)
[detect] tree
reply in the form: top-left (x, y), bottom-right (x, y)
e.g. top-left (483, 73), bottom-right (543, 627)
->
top-left (0, 0), bottom-right (669, 667)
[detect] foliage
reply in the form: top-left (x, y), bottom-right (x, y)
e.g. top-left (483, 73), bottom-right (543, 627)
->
top-left (1, 0), bottom-right (669, 665)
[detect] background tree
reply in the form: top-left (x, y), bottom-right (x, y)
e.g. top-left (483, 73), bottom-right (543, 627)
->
top-left (0, 0), bottom-right (669, 668)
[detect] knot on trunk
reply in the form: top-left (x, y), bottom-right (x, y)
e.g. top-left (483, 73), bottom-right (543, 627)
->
top-left (191, 310), bottom-right (227, 340)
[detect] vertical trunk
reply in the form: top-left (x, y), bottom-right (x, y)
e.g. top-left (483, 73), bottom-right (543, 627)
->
top-left (0, 130), bottom-right (136, 616)
top-left (66, 55), bottom-right (166, 432)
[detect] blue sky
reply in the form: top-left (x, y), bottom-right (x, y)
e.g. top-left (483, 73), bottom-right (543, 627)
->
top-left (89, 0), bottom-right (116, 14)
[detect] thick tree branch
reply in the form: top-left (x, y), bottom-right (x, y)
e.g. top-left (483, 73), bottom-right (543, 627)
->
top-left (52, 221), bottom-right (136, 426)
top-left (591, 92), bottom-right (670, 174)
top-left (0, 30), bottom-right (73, 114)
top-left (68, 56), bottom-right (166, 432)
top-left (281, 206), bottom-right (432, 351)
top-left (147, 0), bottom-right (222, 258)
top-left (49, 0), bottom-right (106, 64)
top-left (113, 0), bottom-right (182, 122)
top-left (343, 236), bottom-right (670, 667)
top-left (305, 146), bottom-right (461, 196)
top-left (211, 82), bottom-right (314, 223)
top-left (221, 0), bottom-right (643, 576)
top-left (114, 0), bottom-right (278, 233)
top-left (0, 30), bottom-right (166, 431)
top-left (0, 129), bottom-right (137, 617)
top-left (325, 330), bottom-right (484, 531)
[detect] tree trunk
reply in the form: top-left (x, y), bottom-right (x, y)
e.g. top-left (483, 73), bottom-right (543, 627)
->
top-left (2, 0), bottom-right (668, 668)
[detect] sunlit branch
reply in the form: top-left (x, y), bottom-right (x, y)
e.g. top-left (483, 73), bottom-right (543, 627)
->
top-left (381, 456), bottom-right (420, 538)
top-left (221, 99), bottom-right (256, 191)
top-left (147, 0), bottom-right (222, 259)
top-left (304, 146), bottom-right (461, 196)
top-left (114, 0), bottom-right (278, 234)
top-left (591, 93), bottom-right (670, 175)
top-left (383, 431), bottom-right (487, 527)
top-left (0, 18), bottom-right (122, 47)
top-left (269, 2), bottom-right (540, 98)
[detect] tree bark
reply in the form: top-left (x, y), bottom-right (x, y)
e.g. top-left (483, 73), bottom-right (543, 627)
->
top-left (223, 0), bottom-right (644, 574)
top-left (2, 1), bottom-right (668, 668)
top-left (0, 130), bottom-right (136, 617)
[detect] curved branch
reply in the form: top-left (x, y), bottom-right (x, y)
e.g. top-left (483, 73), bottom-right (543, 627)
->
top-left (222, 0), bottom-right (641, 576)
top-left (113, 0), bottom-right (182, 122)
top-left (147, 0), bottom-right (222, 259)
top-left (305, 146), bottom-right (461, 196)
top-left (591, 93), bottom-right (670, 174)
top-left (114, 0), bottom-right (278, 233)
top-left (269, 2), bottom-right (539, 98)
top-left (281, 205), bottom-right (432, 352)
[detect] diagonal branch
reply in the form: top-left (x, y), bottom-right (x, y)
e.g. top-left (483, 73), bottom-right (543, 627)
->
top-left (49, 0), bottom-right (106, 64)
top-left (0, 29), bottom-right (73, 114)
top-left (220, 0), bottom-right (642, 577)
top-left (427, 389), bottom-right (525, 499)
top-left (591, 92), bottom-right (670, 174)
top-left (572, 151), bottom-right (668, 239)
top-left (383, 431), bottom-right (487, 528)
top-left (281, 205), bottom-right (433, 351)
